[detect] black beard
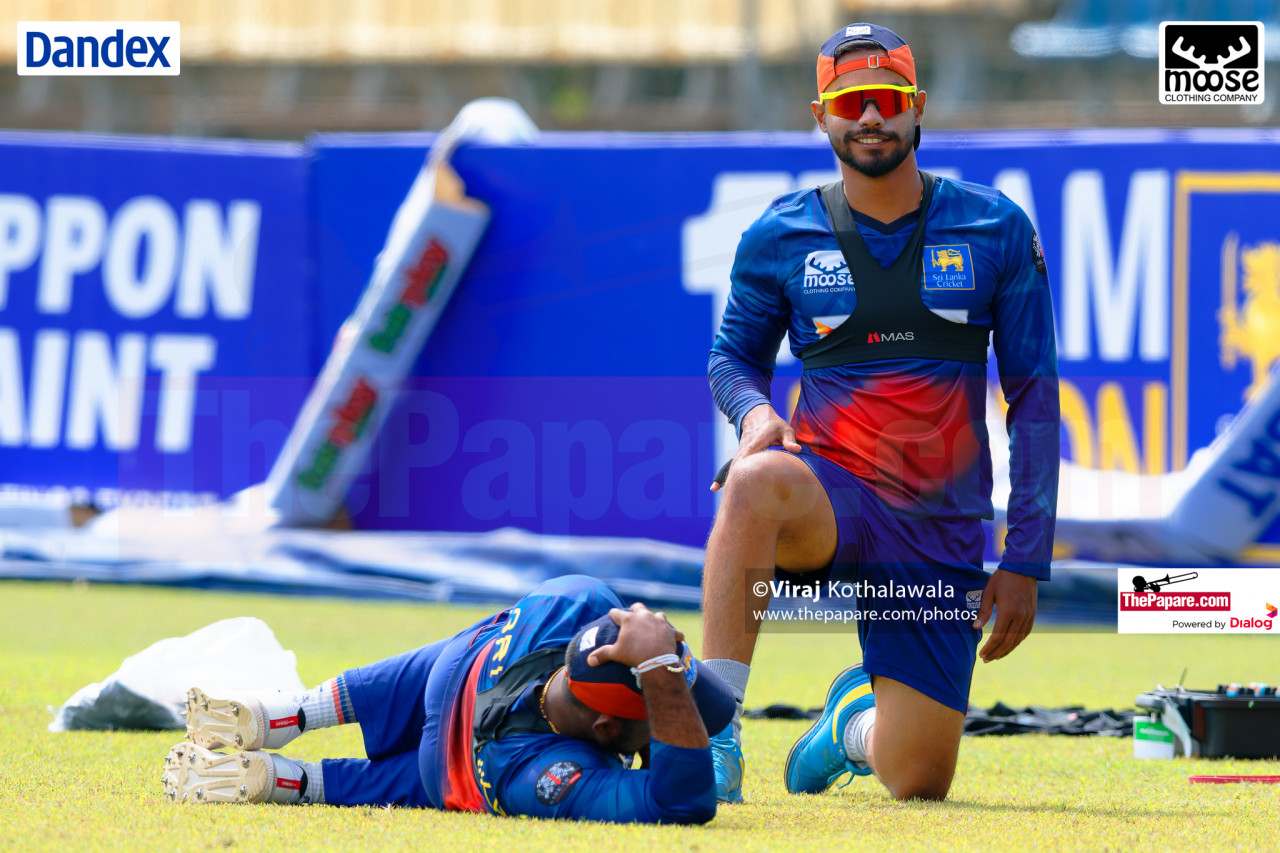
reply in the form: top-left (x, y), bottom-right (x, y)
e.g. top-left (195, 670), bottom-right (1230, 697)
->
top-left (830, 128), bottom-right (912, 178)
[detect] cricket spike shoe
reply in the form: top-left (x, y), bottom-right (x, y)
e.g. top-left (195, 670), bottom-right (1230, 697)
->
top-left (783, 664), bottom-right (875, 794)
top-left (161, 742), bottom-right (292, 805)
top-left (184, 687), bottom-right (303, 751)
top-left (710, 723), bottom-right (745, 804)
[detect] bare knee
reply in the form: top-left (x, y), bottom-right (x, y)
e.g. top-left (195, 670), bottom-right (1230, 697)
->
top-left (873, 741), bottom-right (958, 801)
top-left (867, 676), bottom-right (964, 803)
top-left (722, 452), bottom-right (786, 497)
top-left (883, 773), bottom-right (953, 802)
top-left (721, 452), bottom-right (826, 522)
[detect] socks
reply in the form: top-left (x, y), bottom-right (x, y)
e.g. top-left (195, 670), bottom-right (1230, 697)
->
top-left (266, 755), bottom-right (325, 805)
top-left (244, 678), bottom-right (340, 806)
top-left (300, 760), bottom-right (325, 804)
top-left (842, 706), bottom-right (876, 766)
top-left (298, 676), bottom-right (356, 732)
top-left (704, 659), bottom-right (750, 738)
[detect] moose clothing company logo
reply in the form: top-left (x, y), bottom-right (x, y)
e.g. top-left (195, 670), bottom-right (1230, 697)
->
top-left (803, 251), bottom-right (855, 293)
top-left (1159, 21), bottom-right (1264, 104)
top-left (17, 22), bottom-right (180, 76)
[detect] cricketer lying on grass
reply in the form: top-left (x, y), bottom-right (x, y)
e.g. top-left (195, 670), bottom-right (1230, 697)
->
top-left (162, 575), bottom-right (735, 823)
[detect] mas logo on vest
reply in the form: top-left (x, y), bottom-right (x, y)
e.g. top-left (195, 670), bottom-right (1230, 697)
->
top-left (923, 244), bottom-right (974, 290)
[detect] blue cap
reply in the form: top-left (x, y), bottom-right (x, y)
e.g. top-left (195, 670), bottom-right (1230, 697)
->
top-left (817, 23), bottom-right (917, 92)
top-left (565, 613), bottom-right (737, 733)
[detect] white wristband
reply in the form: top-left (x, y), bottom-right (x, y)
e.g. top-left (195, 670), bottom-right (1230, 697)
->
top-left (630, 654), bottom-right (684, 677)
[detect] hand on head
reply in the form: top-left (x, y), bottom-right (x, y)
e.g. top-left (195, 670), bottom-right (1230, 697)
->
top-left (586, 602), bottom-right (684, 668)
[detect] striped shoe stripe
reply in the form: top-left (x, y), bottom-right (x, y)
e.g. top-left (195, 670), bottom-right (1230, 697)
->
top-left (832, 683), bottom-right (873, 744)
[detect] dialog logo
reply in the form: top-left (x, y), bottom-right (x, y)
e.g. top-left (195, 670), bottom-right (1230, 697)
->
top-left (17, 21), bottom-right (180, 76)
top-left (1159, 21), bottom-right (1264, 105)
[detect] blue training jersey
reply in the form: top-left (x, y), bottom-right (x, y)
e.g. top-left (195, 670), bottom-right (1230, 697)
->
top-left (442, 575), bottom-right (715, 823)
top-left (709, 176), bottom-right (1059, 577)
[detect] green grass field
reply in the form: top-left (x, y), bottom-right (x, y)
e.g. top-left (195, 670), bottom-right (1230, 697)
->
top-left (2, 580), bottom-right (1277, 851)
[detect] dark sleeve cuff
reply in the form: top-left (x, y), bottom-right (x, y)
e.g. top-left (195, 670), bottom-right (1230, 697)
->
top-left (995, 561), bottom-right (1051, 581)
top-left (647, 741), bottom-right (716, 824)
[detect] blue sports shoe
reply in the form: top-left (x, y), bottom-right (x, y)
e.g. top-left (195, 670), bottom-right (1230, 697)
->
top-left (784, 664), bottom-right (875, 794)
top-left (710, 723), bottom-right (745, 803)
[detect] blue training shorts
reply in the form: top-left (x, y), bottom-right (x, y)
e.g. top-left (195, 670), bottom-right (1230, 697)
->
top-left (771, 446), bottom-right (990, 713)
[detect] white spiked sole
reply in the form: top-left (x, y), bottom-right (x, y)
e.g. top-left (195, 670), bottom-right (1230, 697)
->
top-left (161, 742), bottom-right (274, 805)
top-left (184, 687), bottom-right (266, 751)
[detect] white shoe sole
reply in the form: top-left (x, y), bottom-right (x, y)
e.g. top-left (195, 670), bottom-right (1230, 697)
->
top-left (161, 743), bottom-right (274, 805)
top-left (184, 687), bottom-right (264, 751)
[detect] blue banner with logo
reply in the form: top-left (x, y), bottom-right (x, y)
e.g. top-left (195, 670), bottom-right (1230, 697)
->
top-left (5, 127), bottom-right (1280, 557)
top-left (308, 129), bottom-right (1280, 555)
top-left (310, 133), bottom-right (842, 545)
top-left (0, 132), bottom-right (313, 509)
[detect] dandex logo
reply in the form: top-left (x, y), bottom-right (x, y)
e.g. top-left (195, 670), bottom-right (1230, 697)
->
top-left (18, 22), bottom-right (180, 76)
top-left (1159, 21), bottom-right (1263, 104)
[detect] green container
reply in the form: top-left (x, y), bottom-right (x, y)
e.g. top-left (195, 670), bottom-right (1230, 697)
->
top-left (1134, 716), bottom-right (1175, 759)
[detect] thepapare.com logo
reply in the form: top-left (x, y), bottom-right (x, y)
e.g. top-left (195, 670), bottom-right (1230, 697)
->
top-left (1160, 21), bottom-right (1263, 104)
top-left (17, 22), bottom-right (180, 76)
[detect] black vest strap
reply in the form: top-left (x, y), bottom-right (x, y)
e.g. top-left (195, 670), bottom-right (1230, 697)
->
top-left (797, 173), bottom-right (990, 370)
top-left (472, 646), bottom-right (564, 751)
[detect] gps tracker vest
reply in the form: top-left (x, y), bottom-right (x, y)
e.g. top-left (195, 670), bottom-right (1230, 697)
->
top-left (798, 173), bottom-right (991, 370)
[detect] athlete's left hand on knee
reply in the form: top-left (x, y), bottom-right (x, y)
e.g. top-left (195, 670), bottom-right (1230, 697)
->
top-left (973, 570), bottom-right (1038, 663)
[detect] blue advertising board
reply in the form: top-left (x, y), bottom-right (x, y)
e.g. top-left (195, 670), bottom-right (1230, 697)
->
top-left (0, 132), bottom-right (313, 508)
top-left (5, 127), bottom-right (1280, 557)
top-left (310, 133), bottom-right (838, 544)
top-left (311, 128), bottom-right (1280, 553)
